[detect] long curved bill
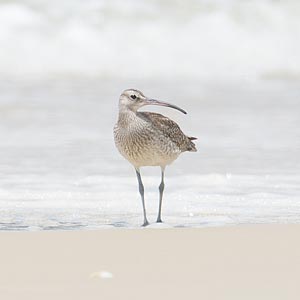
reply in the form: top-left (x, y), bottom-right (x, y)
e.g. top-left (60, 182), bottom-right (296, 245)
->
top-left (145, 98), bottom-right (187, 114)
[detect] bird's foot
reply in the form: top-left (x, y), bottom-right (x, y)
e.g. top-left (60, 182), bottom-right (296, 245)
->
top-left (142, 220), bottom-right (150, 227)
top-left (156, 218), bottom-right (163, 223)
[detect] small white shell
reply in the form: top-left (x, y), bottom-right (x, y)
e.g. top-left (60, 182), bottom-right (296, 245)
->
top-left (90, 271), bottom-right (114, 279)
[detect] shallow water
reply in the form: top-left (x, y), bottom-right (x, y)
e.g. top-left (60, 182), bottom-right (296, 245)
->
top-left (1, 0), bottom-right (300, 230)
top-left (0, 79), bottom-right (299, 230)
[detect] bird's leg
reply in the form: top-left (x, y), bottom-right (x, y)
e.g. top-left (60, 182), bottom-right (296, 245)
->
top-left (157, 166), bottom-right (165, 223)
top-left (135, 168), bottom-right (149, 227)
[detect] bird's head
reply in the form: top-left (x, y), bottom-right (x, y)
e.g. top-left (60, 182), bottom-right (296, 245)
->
top-left (119, 89), bottom-right (187, 114)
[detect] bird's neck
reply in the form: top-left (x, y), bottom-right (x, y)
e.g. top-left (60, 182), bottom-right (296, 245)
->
top-left (117, 107), bottom-right (139, 128)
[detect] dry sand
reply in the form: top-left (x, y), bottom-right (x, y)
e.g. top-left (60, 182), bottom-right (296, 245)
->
top-left (0, 224), bottom-right (300, 300)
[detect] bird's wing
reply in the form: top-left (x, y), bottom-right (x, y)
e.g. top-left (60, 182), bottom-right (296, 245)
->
top-left (138, 112), bottom-right (197, 152)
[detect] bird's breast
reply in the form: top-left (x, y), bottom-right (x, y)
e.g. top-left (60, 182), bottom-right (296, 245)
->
top-left (114, 119), bottom-right (180, 167)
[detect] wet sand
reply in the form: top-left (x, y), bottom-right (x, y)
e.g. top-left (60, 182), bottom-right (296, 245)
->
top-left (1, 224), bottom-right (300, 300)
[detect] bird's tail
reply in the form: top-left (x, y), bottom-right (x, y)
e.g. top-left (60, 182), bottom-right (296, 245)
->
top-left (187, 136), bottom-right (197, 152)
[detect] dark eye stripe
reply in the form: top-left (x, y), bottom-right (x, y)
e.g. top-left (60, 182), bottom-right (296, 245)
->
top-left (130, 95), bottom-right (137, 99)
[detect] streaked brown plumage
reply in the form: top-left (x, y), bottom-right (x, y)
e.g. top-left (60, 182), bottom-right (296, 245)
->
top-left (114, 89), bottom-right (197, 226)
top-left (138, 112), bottom-right (197, 152)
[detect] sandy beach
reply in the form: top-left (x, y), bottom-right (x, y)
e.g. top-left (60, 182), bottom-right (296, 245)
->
top-left (0, 224), bottom-right (300, 300)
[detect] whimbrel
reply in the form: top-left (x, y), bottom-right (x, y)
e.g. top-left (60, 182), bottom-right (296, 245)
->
top-left (114, 89), bottom-right (197, 226)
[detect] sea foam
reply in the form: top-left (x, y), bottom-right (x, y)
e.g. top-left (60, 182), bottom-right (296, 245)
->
top-left (0, 0), bottom-right (299, 81)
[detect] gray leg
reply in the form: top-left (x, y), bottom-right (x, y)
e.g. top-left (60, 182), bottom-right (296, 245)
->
top-left (135, 168), bottom-right (149, 227)
top-left (157, 166), bottom-right (165, 223)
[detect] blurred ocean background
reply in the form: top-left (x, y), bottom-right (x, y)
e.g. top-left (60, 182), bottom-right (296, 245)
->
top-left (0, 0), bottom-right (299, 230)
top-left (1, 0), bottom-right (300, 81)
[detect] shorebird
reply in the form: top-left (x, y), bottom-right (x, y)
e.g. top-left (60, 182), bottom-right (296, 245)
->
top-left (114, 89), bottom-right (197, 226)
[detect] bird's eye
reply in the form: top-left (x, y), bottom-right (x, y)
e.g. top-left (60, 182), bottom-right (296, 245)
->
top-left (130, 95), bottom-right (137, 100)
